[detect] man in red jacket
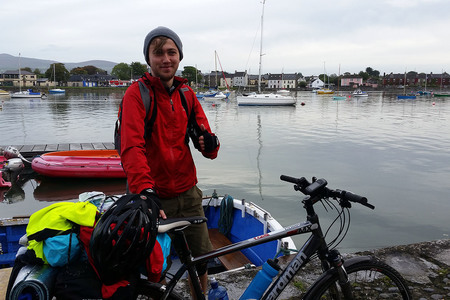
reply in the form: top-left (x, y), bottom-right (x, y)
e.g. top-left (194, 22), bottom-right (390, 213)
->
top-left (119, 26), bottom-right (220, 295)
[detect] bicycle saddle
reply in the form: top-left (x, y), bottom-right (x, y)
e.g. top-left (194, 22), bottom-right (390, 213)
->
top-left (158, 217), bottom-right (207, 233)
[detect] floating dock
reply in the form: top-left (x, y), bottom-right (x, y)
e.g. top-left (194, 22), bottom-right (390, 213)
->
top-left (1, 142), bottom-right (115, 159)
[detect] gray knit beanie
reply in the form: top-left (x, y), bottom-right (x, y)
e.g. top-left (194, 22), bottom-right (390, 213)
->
top-left (143, 26), bottom-right (183, 65)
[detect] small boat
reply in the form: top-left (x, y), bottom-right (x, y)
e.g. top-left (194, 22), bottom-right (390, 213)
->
top-left (49, 88), bottom-right (65, 94)
top-left (416, 90), bottom-right (432, 96)
top-left (332, 95), bottom-right (347, 101)
top-left (10, 89), bottom-right (44, 98)
top-left (49, 64), bottom-right (65, 94)
top-left (237, 93), bottom-right (296, 106)
top-left (31, 150), bottom-right (126, 178)
top-left (203, 194), bottom-right (296, 269)
top-left (202, 90), bottom-right (218, 97)
top-left (397, 95), bottom-right (416, 100)
top-left (236, 1), bottom-right (296, 107)
top-left (333, 65), bottom-right (346, 101)
top-left (352, 89), bottom-right (368, 97)
top-left (213, 91), bottom-right (229, 99)
top-left (316, 88), bottom-right (334, 95)
top-left (0, 89), bottom-right (9, 96)
top-left (397, 71), bottom-right (416, 99)
top-left (433, 93), bottom-right (450, 97)
top-left (0, 217), bottom-right (29, 267)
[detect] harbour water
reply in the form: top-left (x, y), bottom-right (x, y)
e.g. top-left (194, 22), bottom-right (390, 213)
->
top-left (0, 90), bottom-right (449, 253)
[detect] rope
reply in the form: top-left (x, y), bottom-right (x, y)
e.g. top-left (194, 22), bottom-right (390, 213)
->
top-left (218, 195), bottom-right (234, 237)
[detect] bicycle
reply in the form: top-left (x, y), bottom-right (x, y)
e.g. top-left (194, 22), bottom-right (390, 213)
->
top-left (133, 175), bottom-right (412, 299)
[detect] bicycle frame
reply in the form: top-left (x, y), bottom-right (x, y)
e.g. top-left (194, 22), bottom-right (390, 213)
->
top-left (162, 198), bottom-right (335, 300)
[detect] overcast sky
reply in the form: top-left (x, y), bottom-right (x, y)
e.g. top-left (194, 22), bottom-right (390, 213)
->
top-left (3, 0), bottom-right (449, 76)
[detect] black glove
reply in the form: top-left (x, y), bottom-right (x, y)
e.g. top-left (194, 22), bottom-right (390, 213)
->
top-left (201, 131), bottom-right (219, 152)
top-left (140, 188), bottom-right (161, 210)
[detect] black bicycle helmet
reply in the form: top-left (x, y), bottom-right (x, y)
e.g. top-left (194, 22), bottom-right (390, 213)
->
top-left (89, 194), bottom-right (159, 285)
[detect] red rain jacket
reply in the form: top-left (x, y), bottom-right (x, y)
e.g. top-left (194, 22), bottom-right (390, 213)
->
top-left (119, 73), bottom-right (219, 198)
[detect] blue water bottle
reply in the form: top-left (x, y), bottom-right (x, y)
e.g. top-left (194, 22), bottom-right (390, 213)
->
top-left (208, 277), bottom-right (229, 300)
top-left (240, 259), bottom-right (280, 300)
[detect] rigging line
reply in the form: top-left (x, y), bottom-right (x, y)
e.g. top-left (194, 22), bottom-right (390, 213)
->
top-left (215, 51), bottom-right (230, 90)
top-left (244, 12), bottom-right (262, 73)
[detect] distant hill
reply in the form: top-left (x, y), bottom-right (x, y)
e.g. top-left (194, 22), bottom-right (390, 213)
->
top-left (0, 53), bottom-right (118, 74)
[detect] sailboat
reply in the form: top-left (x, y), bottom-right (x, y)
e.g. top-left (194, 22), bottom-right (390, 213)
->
top-left (397, 71), bottom-right (416, 99)
top-left (316, 62), bottom-right (334, 95)
top-left (11, 53), bottom-right (44, 99)
top-left (332, 64), bottom-right (346, 100)
top-left (237, 0), bottom-right (296, 106)
top-left (49, 63), bottom-right (65, 94)
top-left (213, 51), bottom-right (230, 99)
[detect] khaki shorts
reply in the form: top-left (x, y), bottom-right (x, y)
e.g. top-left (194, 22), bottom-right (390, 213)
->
top-left (161, 185), bottom-right (213, 259)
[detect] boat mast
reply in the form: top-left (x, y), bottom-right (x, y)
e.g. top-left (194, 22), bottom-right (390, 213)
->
top-left (403, 70), bottom-right (406, 95)
top-left (258, 0), bottom-right (266, 94)
top-left (18, 53), bottom-right (22, 93)
top-left (53, 63), bottom-right (56, 88)
top-left (215, 50), bottom-right (218, 89)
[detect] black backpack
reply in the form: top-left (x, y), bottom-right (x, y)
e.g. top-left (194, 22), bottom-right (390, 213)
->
top-left (114, 79), bottom-right (203, 154)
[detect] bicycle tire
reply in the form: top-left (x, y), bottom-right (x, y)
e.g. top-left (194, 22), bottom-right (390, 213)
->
top-left (134, 279), bottom-right (184, 300)
top-left (304, 256), bottom-right (412, 300)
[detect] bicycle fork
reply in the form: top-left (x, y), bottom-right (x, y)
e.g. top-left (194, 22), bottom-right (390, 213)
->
top-left (326, 249), bottom-right (354, 299)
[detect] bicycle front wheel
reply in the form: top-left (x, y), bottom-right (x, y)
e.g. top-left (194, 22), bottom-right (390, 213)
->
top-left (134, 279), bottom-right (184, 300)
top-left (306, 257), bottom-right (412, 299)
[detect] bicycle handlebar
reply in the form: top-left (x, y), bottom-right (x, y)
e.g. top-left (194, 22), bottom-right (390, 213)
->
top-left (280, 175), bottom-right (375, 210)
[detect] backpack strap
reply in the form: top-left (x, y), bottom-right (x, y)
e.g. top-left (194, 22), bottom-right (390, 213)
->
top-left (138, 80), bottom-right (157, 139)
top-left (179, 87), bottom-right (203, 150)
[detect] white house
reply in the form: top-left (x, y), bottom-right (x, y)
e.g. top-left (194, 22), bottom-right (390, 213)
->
top-left (310, 77), bottom-right (324, 89)
top-left (232, 71), bottom-right (248, 87)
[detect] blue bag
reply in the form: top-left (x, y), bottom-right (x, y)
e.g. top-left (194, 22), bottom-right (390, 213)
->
top-left (43, 233), bottom-right (81, 267)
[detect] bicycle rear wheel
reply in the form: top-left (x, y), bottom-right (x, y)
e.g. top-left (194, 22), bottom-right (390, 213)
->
top-left (305, 257), bottom-right (412, 299)
top-left (134, 279), bottom-right (184, 300)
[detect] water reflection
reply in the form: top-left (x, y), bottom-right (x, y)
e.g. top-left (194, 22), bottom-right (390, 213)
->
top-left (33, 177), bottom-right (126, 202)
top-left (256, 114), bottom-right (263, 200)
top-left (1, 185), bottom-right (25, 204)
top-left (1, 91), bottom-right (449, 252)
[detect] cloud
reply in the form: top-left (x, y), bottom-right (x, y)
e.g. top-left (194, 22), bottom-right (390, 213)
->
top-left (2, 0), bottom-right (449, 75)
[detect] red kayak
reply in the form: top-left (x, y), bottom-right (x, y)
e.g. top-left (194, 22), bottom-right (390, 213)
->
top-left (31, 150), bottom-right (126, 178)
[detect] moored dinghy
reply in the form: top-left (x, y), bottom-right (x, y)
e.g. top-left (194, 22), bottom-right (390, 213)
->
top-left (31, 149), bottom-right (126, 178)
top-left (203, 193), bottom-right (296, 269)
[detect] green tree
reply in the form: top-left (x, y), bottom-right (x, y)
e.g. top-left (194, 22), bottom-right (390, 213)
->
top-left (365, 67), bottom-right (380, 78)
top-left (358, 71), bottom-right (369, 81)
top-left (112, 63), bottom-right (131, 80)
top-left (33, 69), bottom-right (43, 78)
top-left (69, 66), bottom-right (105, 75)
top-left (319, 73), bottom-right (330, 86)
top-left (82, 65), bottom-right (106, 75)
top-left (45, 63), bottom-right (70, 84)
top-left (70, 67), bottom-right (88, 75)
top-left (182, 66), bottom-right (202, 86)
top-left (130, 62), bottom-right (147, 79)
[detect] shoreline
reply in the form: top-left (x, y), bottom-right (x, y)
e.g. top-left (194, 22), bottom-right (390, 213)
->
top-left (175, 239), bottom-right (450, 299)
top-left (1, 85), bottom-right (449, 94)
